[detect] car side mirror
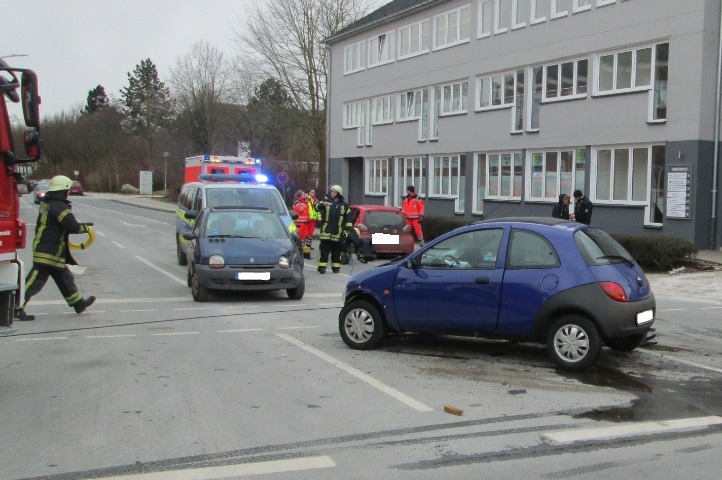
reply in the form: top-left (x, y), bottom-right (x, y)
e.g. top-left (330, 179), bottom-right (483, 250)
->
top-left (23, 130), bottom-right (42, 160)
top-left (21, 70), bottom-right (41, 130)
top-left (184, 210), bottom-right (198, 220)
top-left (182, 232), bottom-right (197, 241)
top-left (406, 258), bottom-right (418, 270)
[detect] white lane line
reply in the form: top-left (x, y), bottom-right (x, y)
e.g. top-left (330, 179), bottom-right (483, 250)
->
top-left (121, 221), bottom-right (146, 227)
top-left (277, 326), bottom-right (320, 330)
top-left (699, 306), bottom-right (722, 310)
top-left (221, 305), bottom-right (260, 309)
top-left (639, 349), bottom-right (722, 374)
top-left (304, 293), bottom-right (346, 298)
top-left (152, 332), bottom-right (200, 336)
top-left (544, 416), bottom-right (722, 444)
top-left (218, 328), bottom-right (263, 333)
top-left (76, 202), bottom-right (169, 225)
top-left (119, 309), bottom-right (158, 313)
top-left (96, 456), bottom-right (335, 480)
top-left (31, 297), bottom-right (189, 306)
top-left (94, 230), bottom-right (107, 237)
top-left (87, 335), bottom-right (137, 339)
top-left (15, 337), bottom-right (67, 342)
top-left (134, 255), bottom-right (186, 285)
top-left (172, 307), bottom-right (211, 311)
top-left (112, 241), bottom-right (126, 249)
top-left (61, 311), bottom-right (106, 315)
top-left (319, 303), bottom-right (342, 306)
top-left (658, 308), bottom-right (686, 312)
top-left (277, 333), bottom-right (433, 412)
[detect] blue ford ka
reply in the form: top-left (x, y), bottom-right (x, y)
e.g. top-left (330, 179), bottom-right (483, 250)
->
top-left (338, 218), bottom-right (655, 370)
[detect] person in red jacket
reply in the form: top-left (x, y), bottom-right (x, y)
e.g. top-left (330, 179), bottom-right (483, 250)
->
top-left (402, 185), bottom-right (425, 245)
top-left (292, 190), bottom-right (313, 258)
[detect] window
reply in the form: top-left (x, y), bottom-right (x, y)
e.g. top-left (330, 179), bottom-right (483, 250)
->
top-left (478, 152), bottom-right (523, 200)
top-left (401, 157), bottom-right (427, 198)
top-left (543, 59), bottom-right (588, 100)
top-left (432, 154), bottom-right (465, 197)
top-left (370, 95), bottom-right (393, 125)
top-left (651, 43), bottom-right (668, 121)
top-left (527, 148), bottom-right (586, 201)
top-left (531, 0), bottom-right (548, 24)
top-left (551, 0), bottom-right (569, 19)
top-left (507, 230), bottom-right (560, 269)
top-left (344, 41), bottom-right (366, 74)
top-left (343, 101), bottom-right (362, 128)
top-left (440, 81), bottom-right (468, 115)
top-left (479, 0), bottom-right (493, 37)
top-left (573, 0), bottom-right (592, 13)
top-left (478, 71), bottom-right (516, 109)
top-left (596, 45), bottom-right (656, 94)
top-left (513, 69), bottom-right (525, 132)
top-left (398, 90), bottom-right (423, 121)
top-left (434, 4), bottom-right (471, 49)
top-left (419, 229), bottom-right (503, 269)
top-left (494, 0), bottom-right (511, 34)
top-left (597, 0), bottom-right (616, 6)
top-left (528, 66), bottom-right (542, 130)
top-left (366, 157), bottom-right (391, 195)
top-left (512, 0), bottom-right (529, 29)
top-left (369, 31), bottom-right (395, 67)
top-left (399, 19), bottom-right (430, 58)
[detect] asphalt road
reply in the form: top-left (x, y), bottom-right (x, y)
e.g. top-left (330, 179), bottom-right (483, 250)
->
top-left (2, 194), bottom-right (722, 480)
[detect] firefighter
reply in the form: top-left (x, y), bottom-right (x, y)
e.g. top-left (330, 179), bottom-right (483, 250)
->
top-left (316, 185), bottom-right (352, 274)
top-left (14, 175), bottom-right (96, 321)
top-left (292, 190), bottom-right (313, 259)
top-left (402, 185), bottom-right (425, 245)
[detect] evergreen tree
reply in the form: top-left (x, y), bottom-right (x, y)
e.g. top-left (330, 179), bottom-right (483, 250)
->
top-left (120, 58), bottom-right (173, 161)
top-left (83, 85), bottom-right (109, 114)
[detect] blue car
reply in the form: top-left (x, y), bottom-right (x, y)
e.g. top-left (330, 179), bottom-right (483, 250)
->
top-left (338, 218), bottom-right (656, 370)
top-left (183, 207), bottom-right (305, 301)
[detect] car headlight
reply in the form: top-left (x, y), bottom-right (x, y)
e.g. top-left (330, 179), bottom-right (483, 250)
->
top-left (209, 255), bottom-right (225, 269)
top-left (279, 255), bottom-right (291, 269)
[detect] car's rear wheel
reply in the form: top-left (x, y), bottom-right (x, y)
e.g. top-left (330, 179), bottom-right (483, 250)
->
top-left (605, 334), bottom-right (646, 352)
top-left (547, 315), bottom-right (601, 370)
top-left (287, 276), bottom-right (305, 300)
top-left (177, 236), bottom-right (188, 266)
top-left (339, 300), bottom-right (386, 349)
top-left (190, 269), bottom-right (210, 302)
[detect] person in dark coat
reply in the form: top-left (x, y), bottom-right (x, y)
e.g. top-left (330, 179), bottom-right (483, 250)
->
top-left (572, 189), bottom-right (593, 225)
top-left (552, 194), bottom-right (570, 220)
top-left (315, 185), bottom-right (352, 274)
top-left (14, 175), bottom-right (96, 321)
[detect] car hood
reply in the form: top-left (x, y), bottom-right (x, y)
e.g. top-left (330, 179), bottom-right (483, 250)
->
top-left (347, 261), bottom-right (400, 288)
top-left (199, 237), bottom-right (292, 265)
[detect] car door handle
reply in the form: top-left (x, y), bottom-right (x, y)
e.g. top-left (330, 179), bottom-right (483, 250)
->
top-left (475, 277), bottom-right (490, 285)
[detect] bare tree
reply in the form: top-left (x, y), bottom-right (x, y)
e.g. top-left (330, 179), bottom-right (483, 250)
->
top-left (237, 0), bottom-right (371, 185)
top-left (169, 41), bottom-right (233, 154)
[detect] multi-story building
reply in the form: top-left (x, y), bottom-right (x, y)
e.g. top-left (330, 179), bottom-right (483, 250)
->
top-left (324, 0), bottom-right (722, 248)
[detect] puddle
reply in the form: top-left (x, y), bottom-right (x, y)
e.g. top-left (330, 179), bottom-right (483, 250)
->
top-left (561, 366), bottom-right (653, 393)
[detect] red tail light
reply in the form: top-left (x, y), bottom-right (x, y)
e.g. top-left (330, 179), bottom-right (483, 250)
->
top-left (599, 281), bottom-right (628, 302)
top-left (357, 223), bottom-right (368, 232)
top-left (402, 224), bottom-right (411, 233)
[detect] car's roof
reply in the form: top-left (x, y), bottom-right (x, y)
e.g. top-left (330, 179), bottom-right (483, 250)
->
top-left (474, 216), bottom-right (578, 227)
top-left (352, 204), bottom-right (403, 212)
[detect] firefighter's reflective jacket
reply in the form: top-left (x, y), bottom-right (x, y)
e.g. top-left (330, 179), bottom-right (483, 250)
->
top-left (32, 191), bottom-right (89, 268)
top-left (316, 194), bottom-right (351, 242)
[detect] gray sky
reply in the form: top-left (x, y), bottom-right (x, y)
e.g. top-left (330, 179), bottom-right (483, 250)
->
top-left (2, 0), bottom-right (255, 117)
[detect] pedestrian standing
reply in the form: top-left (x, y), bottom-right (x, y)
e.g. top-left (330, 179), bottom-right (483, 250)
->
top-left (315, 185), bottom-right (352, 274)
top-left (292, 190), bottom-right (313, 259)
top-left (306, 188), bottom-right (320, 249)
top-left (552, 194), bottom-right (571, 220)
top-left (572, 189), bottom-right (593, 225)
top-left (402, 185), bottom-right (425, 245)
top-left (14, 175), bottom-right (96, 321)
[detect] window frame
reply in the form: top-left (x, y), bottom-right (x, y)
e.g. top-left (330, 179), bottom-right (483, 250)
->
top-left (476, 151), bottom-right (524, 202)
top-left (478, 0), bottom-right (493, 38)
top-left (438, 80), bottom-right (469, 117)
top-left (370, 95), bottom-right (394, 125)
top-left (542, 58), bottom-right (589, 102)
top-left (530, 0), bottom-right (547, 25)
top-left (525, 148), bottom-right (587, 202)
top-left (551, 0), bottom-right (569, 20)
top-left (368, 30), bottom-right (396, 68)
top-left (430, 153), bottom-right (467, 213)
top-left (397, 89), bottom-right (424, 122)
top-left (594, 44), bottom-right (656, 96)
top-left (399, 156), bottom-right (427, 198)
top-left (433, 4), bottom-right (472, 51)
top-left (572, 0), bottom-right (592, 13)
top-left (343, 100), bottom-right (363, 129)
top-left (344, 40), bottom-right (366, 75)
top-left (476, 70), bottom-right (518, 111)
top-left (365, 157), bottom-right (391, 196)
top-left (398, 18), bottom-right (431, 59)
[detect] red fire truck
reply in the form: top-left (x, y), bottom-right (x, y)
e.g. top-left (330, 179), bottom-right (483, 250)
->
top-left (184, 155), bottom-right (267, 184)
top-left (0, 59), bottom-right (42, 333)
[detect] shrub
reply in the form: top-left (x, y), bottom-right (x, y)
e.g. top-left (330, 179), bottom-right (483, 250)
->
top-left (421, 215), bottom-right (469, 242)
top-left (611, 234), bottom-right (699, 271)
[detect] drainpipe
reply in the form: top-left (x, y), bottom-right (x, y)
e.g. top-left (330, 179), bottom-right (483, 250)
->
top-left (711, 0), bottom-right (722, 250)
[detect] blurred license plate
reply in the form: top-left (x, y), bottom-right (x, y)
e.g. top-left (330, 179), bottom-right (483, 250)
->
top-left (372, 233), bottom-right (399, 245)
top-left (636, 309), bottom-right (654, 326)
top-left (236, 272), bottom-right (271, 281)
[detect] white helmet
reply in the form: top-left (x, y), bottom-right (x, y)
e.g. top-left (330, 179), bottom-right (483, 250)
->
top-left (48, 175), bottom-right (73, 192)
top-left (330, 185), bottom-right (343, 195)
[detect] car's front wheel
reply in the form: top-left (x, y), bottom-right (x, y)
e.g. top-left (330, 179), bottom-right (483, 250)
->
top-left (339, 300), bottom-right (386, 350)
top-left (177, 236), bottom-right (188, 266)
top-left (547, 315), bottom-right (601, 370)
top-left (190, 269), bottom-right (210, 302)
top-left (287, 276), bottom-right (305, 300)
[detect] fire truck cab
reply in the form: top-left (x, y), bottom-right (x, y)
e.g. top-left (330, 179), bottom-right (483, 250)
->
top-left (184, 155), bottom-right (267, 184)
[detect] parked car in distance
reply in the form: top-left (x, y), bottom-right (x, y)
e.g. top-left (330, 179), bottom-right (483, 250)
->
top-left (349, 205), bottom-right (415, 256)
top-left (33, 179), bottom-right (51, 204)
top-left (183, 206), bottom-right (305, 302)
top-left (338, 217), bottom-right (656, 370)
top-left (69, 180), bottom-right (84, 195)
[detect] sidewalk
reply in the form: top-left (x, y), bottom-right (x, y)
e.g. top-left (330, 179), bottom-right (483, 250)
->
top-left (88, 192), bottom-right (177, 213)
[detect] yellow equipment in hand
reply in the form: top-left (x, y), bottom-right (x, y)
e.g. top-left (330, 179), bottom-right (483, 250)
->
top-left (68, 227), bottom-right (95, 250)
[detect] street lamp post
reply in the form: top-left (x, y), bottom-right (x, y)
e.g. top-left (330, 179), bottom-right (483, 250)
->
top-left (163, 151), bottom-right (169, 195)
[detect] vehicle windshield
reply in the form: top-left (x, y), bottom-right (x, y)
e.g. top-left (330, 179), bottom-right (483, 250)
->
top-left (363, 211), bottom-right (406, 229)
top-left (205, 211), bottom-right (288, 239)
top-left (206, 187), bottom-right (286, 215)
top-left (37, 180), bottom-right (51, 191)
top-left (574, 228), bottom-right (635, 266)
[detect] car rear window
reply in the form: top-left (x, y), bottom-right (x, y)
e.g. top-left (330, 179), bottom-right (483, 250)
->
top-left (574, 228), bottom-right (635, 266)
top-left (363, 211), bottom-right (406, 229)
top-left (206, 187), bottom-right (286, 214)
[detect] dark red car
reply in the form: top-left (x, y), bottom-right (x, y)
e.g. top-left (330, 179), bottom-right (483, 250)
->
top-left (69, 180), bottom-right (84, 195)
top-left (349, 205), bottom-right (415, 256)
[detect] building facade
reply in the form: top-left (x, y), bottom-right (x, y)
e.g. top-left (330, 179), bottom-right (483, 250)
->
top-left (325, 0), bottom-right (722, 248)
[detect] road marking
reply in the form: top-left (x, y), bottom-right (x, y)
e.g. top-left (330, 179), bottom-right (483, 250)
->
top-left (544, 416), bottom-right (722, 444)
top-left (96, 456), bottom-right (335, 480)
top-left (152, 332), bottom-right (200, 336)
top-left (95, 230), bottom-right (107, 237)
top-left (31, 297), bottom-right (189, 306)
top-left (87, 334), bottom-right (137, 339)
top-left (221, 305), bottom-right (260, 309)
top-left (639, 349), bottom-right (722, 374)
top-left (120, 221), bottom-right (147, 227)
top-left (304, 293), bottom-right (346, 298)
top-left (135, 255), bottom-right (186, 285)
top-left (68, 265), bottom-right (87, 275)
top-left (119, 309), bottom-right (158, 313)
top-left (699, 306), bottom-right (722, 310)
top-left (319, 303), bottom-right (342, 306)
top-left (277, 333), bottom-right (433, 412)
top-left (218, 328), bottom-right (263, 333)
top-left (172, 307), bottom-right (211, 311)
top-left (76, 201), bottom-right (170, 225)
top-left (112, 241), bottom-right (126, 249)
top-left (277, 326), bottom-right (320, 330)
top-left (61, 311), bottom-right (106, 315)
top-left (15, 337), bottom-right (67, 342)
top-left (659, 308), bottom-right (686, 312)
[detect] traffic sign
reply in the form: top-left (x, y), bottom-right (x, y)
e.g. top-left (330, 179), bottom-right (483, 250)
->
top-left (277, 171), bottom-right (289, 184)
